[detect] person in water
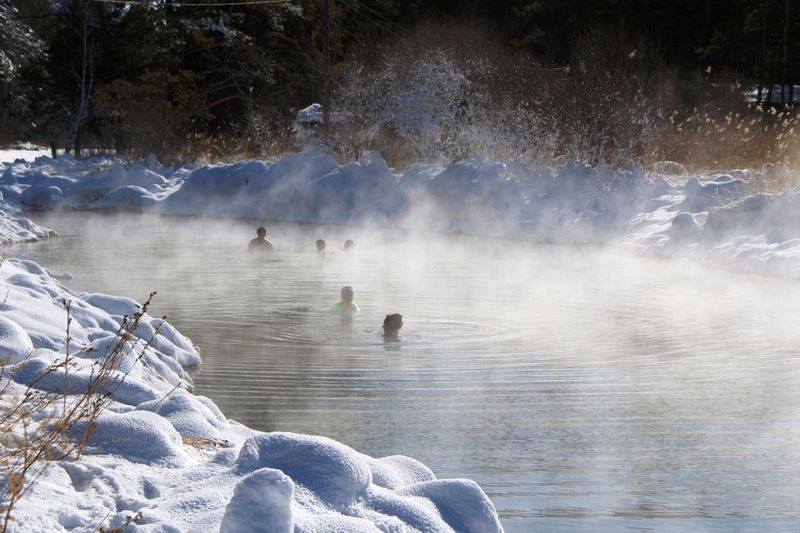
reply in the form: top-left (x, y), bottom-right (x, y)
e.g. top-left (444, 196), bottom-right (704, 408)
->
top-left (344, 239), bottom-right (354, 251)
top-left (248, 227), bottom-right (274, 251)
top-left (383, 313), bottom-right (403, 340)
top-left (316, 239), bottom-right (326, 251)
top-left (331, 286), bottom-right (359, 314)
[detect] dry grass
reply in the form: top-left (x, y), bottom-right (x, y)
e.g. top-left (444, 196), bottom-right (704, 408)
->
top-left (98, 510), bottom-right (142, 533)
top-left (0, 292), bottom-right (163, 532)
top-left (656, 98), bottom-right (800, 187)
top-left (182, 435), bottom-right (230, 451)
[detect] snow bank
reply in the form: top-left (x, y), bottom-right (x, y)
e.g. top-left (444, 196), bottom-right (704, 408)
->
top-left (0, 209), bottom-right (53, 245)
top-left (0, 150), bottom-right (668, 242)
top-left (626, 165), bottom-right (800, 276)
top-left (0, 258), bottom-right (503, 532)
top-left (3, 150), bottom-right (800, 276)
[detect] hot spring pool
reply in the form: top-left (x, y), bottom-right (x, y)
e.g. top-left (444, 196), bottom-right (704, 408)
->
top-left (10, 212), bottom-right (800, 531)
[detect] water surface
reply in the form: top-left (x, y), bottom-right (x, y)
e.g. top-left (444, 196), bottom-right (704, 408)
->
top-left (9, 212), bottom-right (800, 531)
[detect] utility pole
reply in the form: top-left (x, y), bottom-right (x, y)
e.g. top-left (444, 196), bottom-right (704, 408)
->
top-left (758, 0), bottom-right (767, 105)
top-left (781, 0), bottom-right (788, 104)
top-left (322, 0), bottom-right (331, 135)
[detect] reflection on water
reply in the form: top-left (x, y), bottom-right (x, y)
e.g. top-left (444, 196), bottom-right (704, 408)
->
top-left (10, 213), bottom-right (800, 531)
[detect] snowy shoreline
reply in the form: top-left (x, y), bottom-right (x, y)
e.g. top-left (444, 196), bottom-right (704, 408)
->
top-left (0, 210), bottom-right (54, 246)
top-left (0, 257), bottom-right (503, 532)
top-left (3, 148), bottom-right (800, 276)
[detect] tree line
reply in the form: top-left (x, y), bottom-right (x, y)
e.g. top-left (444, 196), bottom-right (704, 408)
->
top-left (0, 0), bottom-right (797, 161)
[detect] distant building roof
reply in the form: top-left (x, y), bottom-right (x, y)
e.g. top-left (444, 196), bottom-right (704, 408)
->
top-left (293, 103), bottom-right (349, 133)
top-left (295, 103), bottom-right (324, 125)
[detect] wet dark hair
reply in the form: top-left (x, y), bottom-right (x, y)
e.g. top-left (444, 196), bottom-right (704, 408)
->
top-left (256, 226), bottom-right (267, 237)
top-left (344, 239), bottom-right (354, 250)
top-left (316, 239), bottom-right (326, 250)
top-left (383, 313), bottom-right (403, 331)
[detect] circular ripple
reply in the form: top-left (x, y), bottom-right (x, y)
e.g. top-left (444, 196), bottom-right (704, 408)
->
top-left (261, 313), bottom-right (507, 348)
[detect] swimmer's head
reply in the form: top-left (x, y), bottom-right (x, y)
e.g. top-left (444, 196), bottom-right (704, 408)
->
top-left (256, 227), bottom-right (267, 238)
top-left (383, 313), bottom-right (403, 338)
top-left (344, 239), bottom-right (354, 251)
top-left (316, 239), bottom-right (326, 251)
top-left (341, 286), bottom-right (354, 303)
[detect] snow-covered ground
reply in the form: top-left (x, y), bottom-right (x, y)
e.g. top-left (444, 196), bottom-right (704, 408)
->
top-left (1, 150), bottom-right (798, 276)
top-left (0, 145), bottom-right (52, 164)
top-left (0, 257), bottom-right (503, 532)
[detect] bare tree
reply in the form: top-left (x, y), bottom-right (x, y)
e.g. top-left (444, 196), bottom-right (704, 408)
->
top-left (65, 0), bottom-right (94, 159)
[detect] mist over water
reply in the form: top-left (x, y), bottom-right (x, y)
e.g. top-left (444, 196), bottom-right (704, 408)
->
top-left (10, 212), bottom-right (800, 531)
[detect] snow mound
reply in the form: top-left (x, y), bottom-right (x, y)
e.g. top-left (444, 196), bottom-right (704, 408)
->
top-left (137, 389), bottom-right (227, 440)
top-left (0, 314), bottom-right (33, 364)
top-left (83, 292), bottom-right (142, 317)
top-left (90, 185), bottom-right (158, 210)
top-left (220, 469), bottom-right (294, 533)
top-left (369, 454), bottom-right (437, 489)
top-left (678, 175), bottom-right (755, 213)
top-left (73, 410), bottom-right (193, 467)
top-left (236, 432), bottom-right (372, 506)
top-left (399, 479), bottom-right (504, 533)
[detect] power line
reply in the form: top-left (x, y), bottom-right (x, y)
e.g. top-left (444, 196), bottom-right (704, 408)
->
top-left (341, 1), bottom-right (406, 38)
top-left (91, 0), bottom-right (291, 7)
top-left (322, 0), bottom-right (330, 130)
top-left (339, 0), bottom-right (406, 39)
top-left (347, 0), bottom-right (407, 36)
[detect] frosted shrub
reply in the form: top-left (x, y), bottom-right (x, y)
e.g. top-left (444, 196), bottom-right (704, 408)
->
top-left (334, 53), bottom-right (477, 164)
top-left (329, 24), bottom-right (553, 167)
top-left (327, 22), bottom-right (667, 169)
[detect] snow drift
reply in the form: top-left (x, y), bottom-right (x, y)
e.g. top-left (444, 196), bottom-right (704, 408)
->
top-left (0, 209), bottom-right (52, 245)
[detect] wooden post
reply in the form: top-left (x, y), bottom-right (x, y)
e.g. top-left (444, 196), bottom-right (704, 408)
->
top-left (782, 0), bottom-right (788, 104)
top-left (322, 0), bottom-right (331, 135)
top-left (758, 0), bottom-right (767, 104)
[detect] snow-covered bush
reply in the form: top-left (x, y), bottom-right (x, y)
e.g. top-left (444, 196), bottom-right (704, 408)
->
top-left (330, 22), bottom-right (553, 167)
top-left (326, 22), bottom-right (680, 170)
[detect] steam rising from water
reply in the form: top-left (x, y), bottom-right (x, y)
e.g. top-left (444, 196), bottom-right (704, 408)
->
top-left (11, 212), bottom-right (800, 530)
